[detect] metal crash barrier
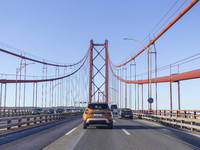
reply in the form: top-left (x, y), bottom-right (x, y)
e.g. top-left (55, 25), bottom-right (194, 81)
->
top-left (0, 112), bottom-right (83, 132)
top-left (132, 110), bottom-right (200, 131)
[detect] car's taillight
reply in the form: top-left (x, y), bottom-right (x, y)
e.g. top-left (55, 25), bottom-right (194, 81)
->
top-left (107, 109), bottom-right (111, 114)
top-left (85, 109), bottom-right (89, 114)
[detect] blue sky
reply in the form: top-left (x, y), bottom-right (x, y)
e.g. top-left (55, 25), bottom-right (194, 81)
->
top-left (0, 0), bottom-right (200, 110)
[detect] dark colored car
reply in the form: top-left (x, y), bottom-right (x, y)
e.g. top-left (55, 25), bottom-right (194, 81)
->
top-left (118, 108), bottom-right (133, 119)
top-left (65, 109), bottom-right (72, 113)
top-left (32, 108), bottom-right (43, 115)
top-left (56, 108), bottom-right (66, 113)
top-left (47, 108), bottom-right (55, 114)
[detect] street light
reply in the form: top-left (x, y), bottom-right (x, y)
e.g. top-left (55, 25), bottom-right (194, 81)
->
top-left (123, 38), bottom-right (147, 50)
top-left (52, 82), bottom-right (62, 107)
top-left (73, 95), bottom-right (79, 109)
top-left (109, 87), bottom-right (118, 104)
top-left (123, 37), bottom-right (152, 110)
top-left (15, 63), bottom-right (35, 112)
top-left (66, 90), bottom-right (72, 108)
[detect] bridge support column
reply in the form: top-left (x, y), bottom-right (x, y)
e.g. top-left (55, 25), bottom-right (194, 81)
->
top-left (89, 40), bottom-right (93, 103)
top-left (178, 81), bottom-right (180, 110)
top-left (89, 40), bottom-right (109, 103)
top-left (105, 40), bottom-right (108, 103)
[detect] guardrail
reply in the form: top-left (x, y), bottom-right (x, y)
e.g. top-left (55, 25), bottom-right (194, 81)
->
top-left (133, 110), bottom-right (200, 119)
top-left (0, 109), bottom-right (84, 117)
top-left (0, 109), bottom-right (32, 117)
top-left (0, 112), bottom-right (83, 132)
top-left (132, 110), bottom-right (200, 131)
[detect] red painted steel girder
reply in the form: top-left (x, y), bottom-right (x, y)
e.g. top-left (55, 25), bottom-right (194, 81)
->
top-left (138, 69), bottom-right (200, 84)
top-left (110, 0), bottom-right (199, 68)
top-left (0, 50), bottom-right (89, 83)
top-left (110, 59), bottom-right (200, 84)
top-left (89, 40), bottom-right (93, 102)
top-left (89, 40), bottom-right (109, 103)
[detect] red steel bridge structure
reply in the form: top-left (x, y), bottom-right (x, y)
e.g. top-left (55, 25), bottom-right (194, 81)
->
top-left (0, 0), bottom-right (200, 117)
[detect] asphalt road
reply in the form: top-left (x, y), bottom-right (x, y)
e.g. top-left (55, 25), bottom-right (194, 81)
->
top-left (0, 115), bottom-right (200, 150)
top-left (45, 116), bottom-right (200, 150)
top-left (0, 115), bottom-right (82, 150)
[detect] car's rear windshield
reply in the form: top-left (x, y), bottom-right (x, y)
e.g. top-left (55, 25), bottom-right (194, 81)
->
top-left (88, 104), bottom-right (108, 109)
top-left (122, 109), bottom-right (131, 112)
top-left (111, 105), bottom-right (117, 109)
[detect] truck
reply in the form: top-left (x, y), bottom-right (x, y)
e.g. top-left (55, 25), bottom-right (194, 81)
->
top-left (110, 104), bottom-right (118, 114)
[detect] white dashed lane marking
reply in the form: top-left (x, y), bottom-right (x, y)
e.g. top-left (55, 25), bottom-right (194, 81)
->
top-left (122, 128), bottom-right (131, 135)
top-left (65, 127), bottom-right (77, 135)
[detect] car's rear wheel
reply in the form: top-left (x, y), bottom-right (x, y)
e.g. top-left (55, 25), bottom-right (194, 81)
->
top-left (108, 122), bottom-right (113, 129)
top-left (83, 122), bottom-right (87, 129)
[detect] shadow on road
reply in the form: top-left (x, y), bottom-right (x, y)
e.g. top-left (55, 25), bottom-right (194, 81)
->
top-left (113, 125), bottom-right (164, 130)
top-left (86, 124), bottom-right (164, 130)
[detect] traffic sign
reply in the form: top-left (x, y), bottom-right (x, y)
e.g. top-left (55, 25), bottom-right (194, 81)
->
top-left (148, 97), bottom-right (154, 104)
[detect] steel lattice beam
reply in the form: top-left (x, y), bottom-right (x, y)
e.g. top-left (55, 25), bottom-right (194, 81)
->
top-left (89, 40), bottom-right (108, 103)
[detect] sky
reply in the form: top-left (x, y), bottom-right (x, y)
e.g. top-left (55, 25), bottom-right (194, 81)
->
top-left (0, 0), bottom-right (200, 110)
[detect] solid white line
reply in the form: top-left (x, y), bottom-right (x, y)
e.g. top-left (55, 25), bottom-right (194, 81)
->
top-left (113, 120), bottom-right (116, 123)
top-left (122, 128), bottom-right (131, 135)
top-left (65, 127), bottom-right (77, 135)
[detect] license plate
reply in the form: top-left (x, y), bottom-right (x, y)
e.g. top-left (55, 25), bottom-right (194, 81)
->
top-left (125, 115), bottom-right (129, 117)
top-left (93, 114), bottom-right (102, 116)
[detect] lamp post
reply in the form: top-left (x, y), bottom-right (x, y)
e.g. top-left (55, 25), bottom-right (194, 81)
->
top-left (15, 63), bottom-right (35, 112)
top-left (109, 87), bottom-right (118, 104)
top-left (73, 95), bottom-right (79, 109)
top-left (123, 38), bottom-right (152, 110)
top-left (52, 82), bottom-right (62, 107)
top-left (66, 90), bottom-right (72, 108)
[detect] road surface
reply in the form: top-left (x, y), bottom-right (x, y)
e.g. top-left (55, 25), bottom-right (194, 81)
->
top-left (0, 115), bottom-right (200, 150)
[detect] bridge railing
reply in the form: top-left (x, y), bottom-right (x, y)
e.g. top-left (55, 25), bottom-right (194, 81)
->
top-left (0, 112), bottom-right (83, 133)
top-left (132, 110), bottom-right (200, 131)
top-left (0, 108), bottom-right (84, 117)
top-left (0, 109), bottom-right (32, 117)
top-left (133, 110), bottom-right (200, 119)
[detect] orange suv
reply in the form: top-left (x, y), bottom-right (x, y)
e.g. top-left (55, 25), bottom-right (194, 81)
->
top-left (83, 102), bottom-right (113, 129)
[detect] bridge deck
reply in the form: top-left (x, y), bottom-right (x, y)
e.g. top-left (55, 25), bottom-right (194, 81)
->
top-left (0, 115), bottom-right (199, 150)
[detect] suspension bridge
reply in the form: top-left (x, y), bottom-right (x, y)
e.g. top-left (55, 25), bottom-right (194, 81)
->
top-left (0, 0), bottom-right (200, 149)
